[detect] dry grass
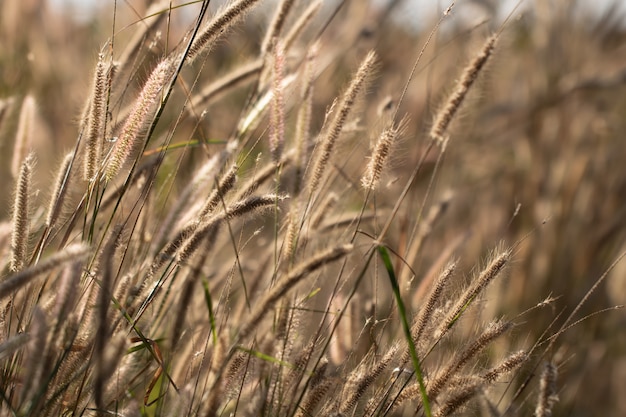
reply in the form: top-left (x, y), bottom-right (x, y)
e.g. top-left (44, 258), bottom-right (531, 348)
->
top-left (0, 1), bottom-right (625, 416)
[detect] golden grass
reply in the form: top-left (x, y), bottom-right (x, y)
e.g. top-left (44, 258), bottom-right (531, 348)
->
top-left (0, 1), bottom-right (624, 416)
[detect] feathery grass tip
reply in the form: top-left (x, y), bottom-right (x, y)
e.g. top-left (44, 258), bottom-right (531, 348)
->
top-left (430, 33), bottom-right (497, 143)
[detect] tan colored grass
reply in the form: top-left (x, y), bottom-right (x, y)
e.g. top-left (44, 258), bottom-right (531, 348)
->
top-left (430, 33), bottom-right (498, 143)
top-left (105, 58), bottom-right (172, 181)
top-left (1, 2), bottom-right (622, 416)
top-left (11, 95), bottom-right (35, 179)
top-left (9, 154), bottom-right (34, 272)
top-left (307, 50), bottom-right (377, 194)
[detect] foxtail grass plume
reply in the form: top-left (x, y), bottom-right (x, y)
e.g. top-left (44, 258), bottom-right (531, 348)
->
top-left (361, 119), bottom-right (405, 191)
top-left (282, 0), bottom-right (322, 51)
top-left (270, 41), bottom-right (286, 164)
top-left (307, 51), bottom-right (377, 193)
top-left (428, 320), bottom-right (513, 399)
top-left (105, 58), bottom-right (171, 181)
top-left (430, 33), bottom-right (497, 143)
top-left (10, 154), bottom-right (34, 272)
top-left (436, 248), bottom-right (510, 338)
top-left (400, 262), bottom-right (456, 366)
top-left (293, 43), bottom-right (318, 193)
top-left (1, 244), bottom-right (90, 299)
top-left (433, 378), bottom-right (484, 417)
top-left (186, 0), bottom-right (262, 65)
top-left (536, 361), bottom-right (559, 417)
top-left (83, 53), bottom-right (109, 181)
top-left (482, 350), bottom-right (527, 383)
top-left (198, 163), bottom-right (239, 219)
top-left (11, 95), bottom-right (36, 178)
top-left (237, 243), bottom-right (353, 342)
top-left (260, 0), bottom-right (295, 54)
top-left (45, 152), bottom-right (73, 229)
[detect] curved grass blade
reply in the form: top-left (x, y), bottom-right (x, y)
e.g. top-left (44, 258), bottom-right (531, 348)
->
top-left (378, 245), bottom-right (431, 417)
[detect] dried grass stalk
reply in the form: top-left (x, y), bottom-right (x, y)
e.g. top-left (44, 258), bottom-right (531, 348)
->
top-left (46, 152), bottom-right (74, 229)
top-left (84, 53), bottom-right (108, 181)
top-left (482, 350), bottom-right (527, 383)
top-left (186, 0), bottom-right (262, 64)
top-left (434, 378), bottom-right (484, 417)
top-left (10, 154), bottom-right (34, 272)
top-left (117, 0), bottom-right (171, 74)
top-left (238, 243), bottom-right (353, 341)
top-left (11, 95), bottom-right (35, 178)
top-left (189, 59), bottom-right (263, 113)
top-left (429, 320), bottom-right (513, 399)
top-left (430, 33), bottom-right (497, 143)
top-left (260, 0), bottom-right (295, 54)
top-left (0, 244), bottom-right (90, 299)
top-left (270, 41), bottom-right (286, 164)
top-left (283, 1), bottom-right (322, 51)
top-left (436, 249), bottom-right (510, 338)
top-left (105, 58), bottom-right (171, 181)
top-left (361, 119), bottom-right (404, 191)
top-left (535, 361), bottom-right (558, 417)
top-left (307, 51), bottom-right (377, 193)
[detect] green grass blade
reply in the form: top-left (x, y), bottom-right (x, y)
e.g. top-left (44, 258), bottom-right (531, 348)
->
top-left (378, 245), bottom-right (431, 417)
top-left (202, 278), bottom-right (218, 346)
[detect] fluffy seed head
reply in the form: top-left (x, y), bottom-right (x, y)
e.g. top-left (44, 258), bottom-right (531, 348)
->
top-left (105, 58), bottom-right (171, 181)
top-left (430, 33), bottom-right (497, 143)
top-left (11, 95), bottom-right (36, 178)
top-left (10, 154), bottom-right (34, 272)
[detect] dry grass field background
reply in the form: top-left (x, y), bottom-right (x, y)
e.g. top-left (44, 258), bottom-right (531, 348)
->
top-left (0, 0), bottom-right (625, 416)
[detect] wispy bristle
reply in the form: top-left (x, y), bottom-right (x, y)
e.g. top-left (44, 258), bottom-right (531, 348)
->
top-left (105, 58), bottom-right (171, 181)
top-left (198, 164), bottom-right (239, 220)
top-left (11, 95), bottom-right (36, 178)
top-left (429, 320), bottom-right (513, 399)
top-left (270, 41), bottom-right (285, 164)
top-left (434, 378), bottom-right (484, 417)
top-left (237, 243), bottom-right (353, 342)
top-left (186, 0), bottom-right (262, 64)
top-left (361, 119), bottom-right (404, 191)
top-left (1, 244), bottom-right (90, 299)
top-left (437, 249), bottom-right (510, 338)
top-left (46, 152), bottom-right (74, 229)
top-left (482, 350), bottom-right (527, 383)
top-left (10, 154), bottom-right (34, 272)
top-left (260, 0), bottom-right (295, 54)
top-left (307, 51), bottom-right (377, 193)
top-left (83, 54), bottom-right (109, 182)
top-left (430, 33), bottom-right (497, 143)
top-left (283, 1), bottom-right (322, 51)
top-left (536, 361), bottom-right (559, 417)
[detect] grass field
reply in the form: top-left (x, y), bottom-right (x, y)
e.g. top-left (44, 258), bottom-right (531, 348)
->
top-left (0, 1), bottom-right (625, 416)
